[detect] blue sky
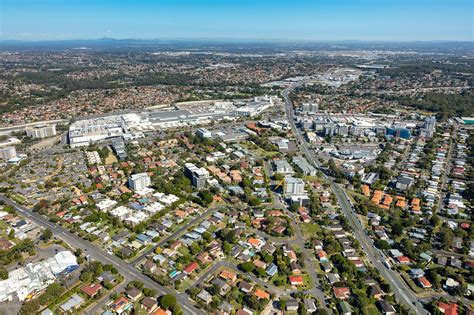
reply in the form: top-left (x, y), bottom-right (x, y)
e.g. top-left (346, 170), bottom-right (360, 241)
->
top-left (1, 0), bottom-right (473, 41)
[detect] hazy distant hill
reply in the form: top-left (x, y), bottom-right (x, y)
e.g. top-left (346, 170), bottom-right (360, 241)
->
top-left (1, 38), bottom-right (473, 53)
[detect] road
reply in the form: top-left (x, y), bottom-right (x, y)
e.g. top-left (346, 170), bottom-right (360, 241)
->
top-left (0, 195), bottom-right (203, 315)
top-left (131, 206), bottom-right (222, 265)
top-left (281, 84), bottom-right (429, 314)
top-left (0, 119), bottom-right (69, 136)
top-left (190, 261), bottom-right (286, 296)
top-left (269, 191), bottom-right (330, 312)
top-left (436, 124), bottom-right (456, 214)
top-left (85, 280), bottom-right (127, 315)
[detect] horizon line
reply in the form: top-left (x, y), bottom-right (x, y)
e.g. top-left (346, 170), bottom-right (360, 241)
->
top-left (1, 37), bottom-right (473, 44)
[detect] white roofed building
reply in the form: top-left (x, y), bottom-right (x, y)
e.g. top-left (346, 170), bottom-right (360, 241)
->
top-left (0, 251), bottom-right (78, 302)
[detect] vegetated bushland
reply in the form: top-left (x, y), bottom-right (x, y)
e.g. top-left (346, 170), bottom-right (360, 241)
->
top-left (384, 91), bottom-right (474, 119)
top-left (380, 61), bottom-right (474, 77)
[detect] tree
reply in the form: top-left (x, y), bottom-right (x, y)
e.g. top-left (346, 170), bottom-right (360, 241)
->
top-left (248, 197), bottom-right (261, 207)
top-left (298, 303), bottom-right (307, 315)
top-left (99, 147), bottom-right (110, 160)
top-left (143, 287), bottom-right (157, 297)
top-left (80, 271), bottom-right (93, 283)
top-left (255, 267), bottom-right (267, 278)
top-left (426, 269), bottom-right (442, 289)
top-left (172, 303), bottom-right (182, 315)
top-left (274, 173), bottom-right (284, 181)
top-left (223, 241), bottom-right (232, 255)
top-left (120, 193), bottom-right (132, 202)
top-left (353, 294), bottom-right (370, 310)
top-left (190, 242), bottom-right (202, 255)
top-left (274, 278), bottom-right (286, 286)
top-left (263, 253), bottom-right (274, 264)
top-left (8, 229), bottom-right (14, 240)
top-left (0, 267), bottom-right (8, 280)
top-left (430, 214), bottom-right (440, 227)
top-left (160, 294), bottom-right (177, 310)
top-left (19, 299), bottom-right (40, 315)
top-left (239, 262), bottom-right (255, 273)
top-left (374, 239), bottom-right (390, 250)
top-left (104, 281), bottom-right (115, 290)
top-left (3, 205), bottom-right (15, 215)
top-left (198, 190), bottom-right (213, 206)
top-left (391, 221), bottom-right (404, 237)
top-left (440, 228), bottom-right (454, 250)
top-left (208, 284), bottom-right (220, 296)
top-left (42, 228), bottom-right (53, 241)
top-left (38, 283), bottom-right (65, 305)
top-left (128, 281), bottom-right (144, 290)
top-left (279, 299), bottom-right (286, 310)
top-left (202, 231), bottom-right (212, 242)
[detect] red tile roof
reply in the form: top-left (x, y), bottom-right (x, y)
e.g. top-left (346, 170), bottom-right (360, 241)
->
top-left (253, 289), bottom-right (270, 299)
top-left (289, 275), bottom-right (304, 285)
top-left (397, 256), bottom-right (411, 264)
top-left (438, 302), bottom-right (458, 315)
top-left (418, 277), bottom-right (432, 288)
top-left (81, 283), bottom-right (102, 296)
top-left (333, 287), bottom-right (351, 300)
top-left (184, 262), bottom-right (198, 274)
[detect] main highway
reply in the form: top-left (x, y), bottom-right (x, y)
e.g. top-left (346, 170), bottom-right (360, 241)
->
top-left (0, 195), bottom-right (203, 315)
top-left (281, 84), bottom-right (428, 314)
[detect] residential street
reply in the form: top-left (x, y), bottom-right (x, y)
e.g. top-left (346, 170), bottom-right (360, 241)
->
top-left (131, 206), bottom-right (223, 265)
top-left (281, 85), bottom-right (429, 315)
top-left (0, 195), bottom-right (204, 315)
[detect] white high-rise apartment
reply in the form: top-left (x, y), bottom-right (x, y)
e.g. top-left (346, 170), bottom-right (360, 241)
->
top-left (128, 173), bottom-right (151, 191)
top-left (284, 177), bottom-right (305, 196)
top-left (25, 125), bottom-right (57, 139)
top-left (0, 147), bottom-right (17, 160)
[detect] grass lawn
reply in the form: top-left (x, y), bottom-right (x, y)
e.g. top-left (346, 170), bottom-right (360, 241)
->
top-left (135, 309), bottom-right (148, 315)
top-left (230, 300), bottom-right (243, 310)
top-left (292, 244), bottom-right (302, 253)
top-left (207, 225), bottom-right (219, 233)
top-left (303, 176), bottom-right (321, 182)
top-left (263, 151), bottom-right (280, 158)
top-left (364, 304), bottom-right (381, 315)
top-left (177, 278), bottom-right (193, 292)
top-left (359, 215), bottom-right (369, 227)
top-left (178, 246), bottom-right (191, 256)
top-left (240, 142), bottom-right (279, 158)
top-left (400, 271), bottom-right (424, 294)
top-left (253, 147), bottom-right (279, 158)
top-left (10, 194), bottom-right (26, 204)
top-left (0, 220), bottom-right (8, 230)
top-left (397, 264), bottom-right (411, 272)
top-left (298, 274), bottom-right (313, 291)
top-left (314, 261), bottom-right (323, 274)
top-left (272, 274), bottom-right (288, 287)
top-left (108, 227), bottom-right (126, 237)
top-left (125, 244), bottom-right (154, 263)
top-left (104, 150), bottom-right (118, 164)
top-left (300, 223), bottom-right (323, 238)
